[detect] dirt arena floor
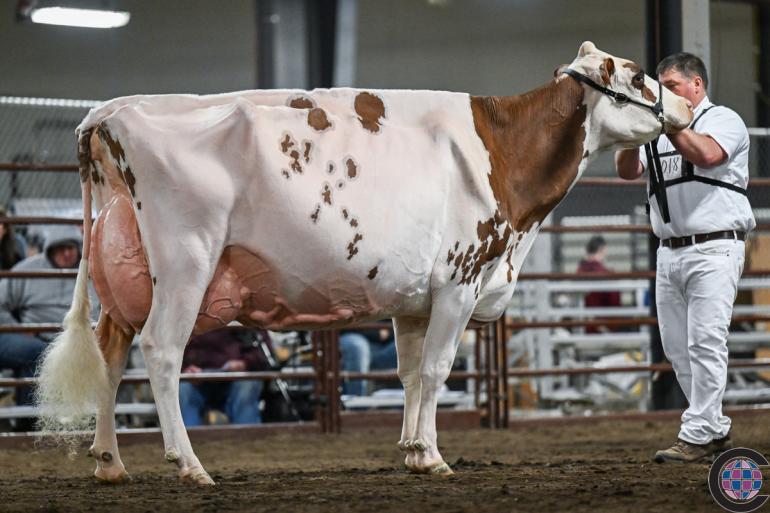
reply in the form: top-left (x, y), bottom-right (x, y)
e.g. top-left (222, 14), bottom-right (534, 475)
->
top-left (2, 411), bottom-right (769, 513)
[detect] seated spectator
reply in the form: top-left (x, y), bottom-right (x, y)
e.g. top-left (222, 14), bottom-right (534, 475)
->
top-left (179, 328), bottom-right (271, 426)
top-left (339, 324), bottom-right (396, 396)
top-left (577, 235), bottom-right (621, 333)
top-left (0, 206), bottom-right (26, 270)
top-left (0, 225), bottom-right (97, 413)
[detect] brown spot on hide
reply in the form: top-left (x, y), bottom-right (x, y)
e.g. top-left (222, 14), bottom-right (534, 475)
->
top-left (91, 168), bottom-right (103, 186)
top-left (346, 233), bottom-right (363, 260)
top-left (321, 183), bottom-right (333, 205)
top-left (327, 162), bottom-right (336, 174)
top-left (454, 241), bottom-right (460, 251)
top-left (308, 108), bottom-right (332, 131)
top-left (303, 141), bottom-right (312, 163)
top-left (470, 75), bottom-right (587, 233)
top-left (78, 128), bottom-right (94, 183)
top-left (367, 266), bottom-right (378, 280)
top-left (289, 150), bottom-right (303, 173)
top-left (289, 96), bottom-right (315, 109)
top-left (310, 204), bottom-right (321, 224)
top-left (583, 150), bottom-right (589, 159)
top-left (97, 125), bottom-right (126, 164)
top-left (281, 169), bottom-right (290, 179)
top-left (136, 201), bottom-right (142, 210)
top-left (336, 180), bottom-right (346, 190)
top-left (354, 92), bottom-right (386, 133)
top-left (123, 167), bottom-right (137, 197)
top-left (152, 276), bottom-right (157, 285)
top-left (448, 211), bottom-right (514, 285)
top-left (280, 134), bottom-right (295, 154)
top-left (350, 218), bottom-right (359, 228)
top-left (344, 158), bottom-right (359, 180)
top-left (341, 208), bottom-right (349, 220)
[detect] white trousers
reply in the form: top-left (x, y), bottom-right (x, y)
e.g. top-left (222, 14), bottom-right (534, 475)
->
top-left (656, 238), bottom-right (745, 445)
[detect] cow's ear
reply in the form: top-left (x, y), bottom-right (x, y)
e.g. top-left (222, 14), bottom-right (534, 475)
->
top-left (553, 64), bottom-right (569, 78)
top-left (599, 57), bottom-right (615, 85)
top-left (577, 41), bottom-right (596, 58)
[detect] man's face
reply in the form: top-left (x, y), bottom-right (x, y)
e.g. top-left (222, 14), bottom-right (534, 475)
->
top-left (658, 69), bottom-right (703, 105)
top-left (50, 243), bottom-right (79, 268)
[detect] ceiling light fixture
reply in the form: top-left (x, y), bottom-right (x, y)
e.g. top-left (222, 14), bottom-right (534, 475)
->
top-left (30, 6), bottom-right (130, 29)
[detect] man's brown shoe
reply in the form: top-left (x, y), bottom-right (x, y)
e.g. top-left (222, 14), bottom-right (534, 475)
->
top-left (654, 439), bottom-right (713, 463)
top-left (711, 432), bottom-right (733, 455)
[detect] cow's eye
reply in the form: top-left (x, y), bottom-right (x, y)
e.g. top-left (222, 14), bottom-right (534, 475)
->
top-left (632, 72), bottom-right (645, 87)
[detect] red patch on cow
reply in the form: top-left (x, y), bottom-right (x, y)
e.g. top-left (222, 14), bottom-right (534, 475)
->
top-left (354, 92), bottom-right (386, 133)
top-left (344, 158), bottom-right (359, 180)
top-left (310, 204), bottom-right (321, 224)
top-left (321, 183), bottom-right (333, 205)
top-left (308, 108), bottom-right (332, 131)
top-left (367, 266), bottom-right (378, 280)
top-left (288, 96), bottom-right (315, 109)
top-left (346, 233), bottom-right (363, 260)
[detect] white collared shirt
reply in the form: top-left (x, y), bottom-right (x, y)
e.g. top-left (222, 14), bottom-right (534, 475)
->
top-left (639, 96), bottom-right (755, 239)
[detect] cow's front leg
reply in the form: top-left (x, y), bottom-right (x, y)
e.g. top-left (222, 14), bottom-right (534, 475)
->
top-left (392, 317), bottom-right (429, 471)
top-left (409, 290), bottom-right (474, 475)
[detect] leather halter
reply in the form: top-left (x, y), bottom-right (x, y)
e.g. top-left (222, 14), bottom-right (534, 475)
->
top-left (562, 68), bottom-right (665, 132)
top-left (564, 67), bottom-right (671, 222)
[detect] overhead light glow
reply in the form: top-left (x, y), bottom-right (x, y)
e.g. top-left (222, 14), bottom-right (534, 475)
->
top-left (30, 7), bottom-right (130, 29)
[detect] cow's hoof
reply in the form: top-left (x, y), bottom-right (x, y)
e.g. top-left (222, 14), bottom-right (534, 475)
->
top-left (94, 467), bottom-right (131, 484)
top-left (429, 462), bottom-right (454, 476)
top-left (397, 440), bottom-right (411, 452)
top-left (181, 468), bottom-right (216, 486)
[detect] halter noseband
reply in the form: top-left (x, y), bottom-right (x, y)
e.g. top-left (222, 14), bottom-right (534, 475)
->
top-left (562, 67), bottom-right (665, 133)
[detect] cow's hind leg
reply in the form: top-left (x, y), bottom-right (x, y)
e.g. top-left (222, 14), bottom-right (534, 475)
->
top-left (410, 289), bottom-right (475, 475)
top-left (140, 250), bottom-right (223, 486)
top-left (392, 317), bottom-right (429, 471)
top-left (90, 312), bottom-right (134, 483)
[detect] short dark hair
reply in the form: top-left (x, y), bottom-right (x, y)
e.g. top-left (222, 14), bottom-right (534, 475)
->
top-left (586, 235), bottom-right (606, 255)
top-left (656, 52), bottom-right (709, 88)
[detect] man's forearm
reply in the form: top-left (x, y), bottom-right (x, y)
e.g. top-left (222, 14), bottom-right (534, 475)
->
top-left (615, 149), bottom-right (643, 180)
top-left (668, 128), bottom-right (727, 168)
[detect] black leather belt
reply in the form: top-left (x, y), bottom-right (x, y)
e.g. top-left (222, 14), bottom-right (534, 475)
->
top-left (661, 230), bottom-right (746, 249)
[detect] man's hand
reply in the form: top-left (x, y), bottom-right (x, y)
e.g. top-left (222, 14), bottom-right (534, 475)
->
top-left (222, 359), bottom-right (247, 372)
top-left (615, 149), bottom-right (644, 180)
top-left (667, 128), bottom-right (727, 168)
top-left (183, 365), bottom-right (202, 374)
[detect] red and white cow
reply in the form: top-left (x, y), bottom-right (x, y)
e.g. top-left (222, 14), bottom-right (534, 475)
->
top-left (37, 42), bottom-right (691, 485)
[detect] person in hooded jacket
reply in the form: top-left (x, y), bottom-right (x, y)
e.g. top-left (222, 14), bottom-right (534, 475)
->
top-left (0, 225), bottom-right (99, 409)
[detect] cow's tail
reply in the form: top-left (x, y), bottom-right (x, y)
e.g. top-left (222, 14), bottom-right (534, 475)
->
top-left (35, 127), bottom-right (109, 444)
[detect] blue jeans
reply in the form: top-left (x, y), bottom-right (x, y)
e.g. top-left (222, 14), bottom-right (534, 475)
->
top-left (339, 333), bottom-right (398, 395)
top-left (178, 379), bottom-right (263, 426)
top-left (339, 333), bottom-right (370, 396)
top-left (0, 333), bottom-right (48, 405)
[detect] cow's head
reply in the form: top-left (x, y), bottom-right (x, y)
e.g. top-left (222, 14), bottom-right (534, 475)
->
top-left (564, 41), bottom-right (693, 150)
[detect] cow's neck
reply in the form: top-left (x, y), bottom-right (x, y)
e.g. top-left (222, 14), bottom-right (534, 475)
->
top-left (471, 77), bottom-right (589, 233)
